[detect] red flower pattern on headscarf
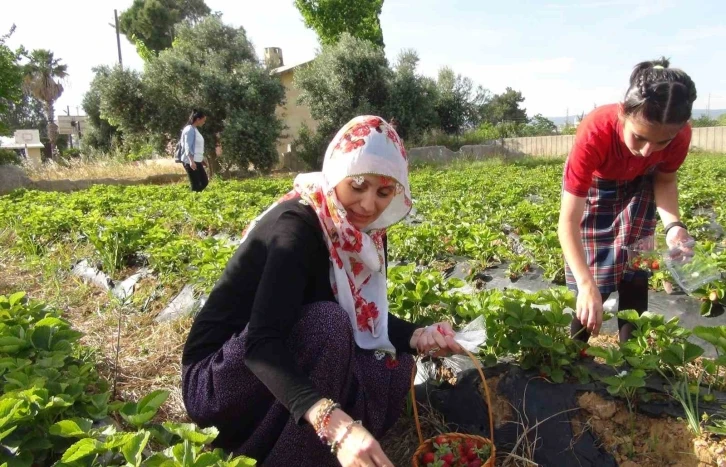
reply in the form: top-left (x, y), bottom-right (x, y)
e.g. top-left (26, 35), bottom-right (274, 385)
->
top-left (350, 257), bottom-right (364, 276)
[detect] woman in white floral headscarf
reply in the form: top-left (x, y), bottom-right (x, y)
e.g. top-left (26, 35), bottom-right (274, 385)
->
top-left (182, 116), bottom-right (464, 467)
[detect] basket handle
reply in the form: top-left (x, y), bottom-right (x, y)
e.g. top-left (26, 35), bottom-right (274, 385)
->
top-left (410, 349), bottom-right (495, 447)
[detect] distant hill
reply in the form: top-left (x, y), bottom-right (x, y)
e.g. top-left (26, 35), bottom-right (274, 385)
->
top-left (546, 109), bottom-right (725, 126)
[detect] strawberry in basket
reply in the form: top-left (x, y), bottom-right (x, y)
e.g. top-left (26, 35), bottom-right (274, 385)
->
top-left (418, 435), bottom-right (493, 467)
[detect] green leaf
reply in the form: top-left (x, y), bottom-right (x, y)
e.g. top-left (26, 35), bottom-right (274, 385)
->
top-left (142, 453), bottom-right (177, 467)
top-left (162, 422), bottom-right (219, 445)
top-left (0, 398), bottom-right (24, 430)
top-left (0, 426), bottom-right (17, 442)
top-left (194, 452), bottom-right (223, 467)
top-left (121, 430), bottom-right (151, 466)
top-left (33, 317), bottom-right (66, 328)
top-left (103, 432), bottom-right (137, 450)
top-left (0, 336), bottom-right (27, 353)
top-left (661, 342), bottom-right (705, 367)
top-left (617, 309), bottom-right (640, 323)
top-left (693, 326), bottom-right (726, 351)
top-left (224, 454), bottom-right (257, 467)
top-left (550, 367), bottom-right (565, 383)
top-left (61, 438), bottom-right (102, 463)
top-left (8, 292), bottom-right (25, 307)
top-left (536, 334), bottom-right (554, 349)
top-left (49, 418), bottom-right (93, 438)
top-left (585, 346), bottom-right (623, 366)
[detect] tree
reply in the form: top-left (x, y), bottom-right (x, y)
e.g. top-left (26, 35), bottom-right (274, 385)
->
top-left (293, 33), bottom-right (390, 167)
top-left (691, 115), bottom-right (721, 128)
top-left (434, 67), bottom-right (489, 135)
top-left (522, 114), bottom-right (557, 136)
top-left (119, 0), bottom-right (211, 54)
top-left (22, 49), bottom-right (67, 158)
top-left (91, 16), bottom-right (285, 173)
top-left (82, 66), bottom-right (119, 153)
top-left (294, 0), bottom-right (385, 47)
top-left (484, 87), bottom-right (527, 125)
top-left (386, 49), bottom-right (439, 139)
top-left (1, 94), bottom-right (48, 136)
top-left (0, 25), bottom-right (23, 135)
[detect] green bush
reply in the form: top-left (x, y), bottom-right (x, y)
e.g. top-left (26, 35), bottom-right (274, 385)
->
top-left (0, 147), bottom-right (21, 165)
top-left (62, 147), bottom-right (82, 158)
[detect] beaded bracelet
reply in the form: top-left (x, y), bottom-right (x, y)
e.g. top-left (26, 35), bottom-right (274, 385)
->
top-left (313, 399), bottom-right (334, 433)
top-left (314, 400), bottom-right (340, 443)
top-left (331, 420), bottom-right (362, 455)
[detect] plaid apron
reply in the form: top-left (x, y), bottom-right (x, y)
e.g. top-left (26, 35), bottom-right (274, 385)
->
top-left (565, 167), bottom-right (657, 294)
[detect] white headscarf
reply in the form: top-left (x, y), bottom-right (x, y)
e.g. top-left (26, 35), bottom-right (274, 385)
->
top-left (241, 116), bottom-right (411, 354)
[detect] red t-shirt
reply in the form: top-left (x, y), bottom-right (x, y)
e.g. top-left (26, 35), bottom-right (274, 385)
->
top-left (563, 104), bottom-right (691, 197)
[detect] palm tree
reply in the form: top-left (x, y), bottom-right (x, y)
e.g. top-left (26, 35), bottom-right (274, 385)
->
top-left (22, 49), bottom-right (67, 159)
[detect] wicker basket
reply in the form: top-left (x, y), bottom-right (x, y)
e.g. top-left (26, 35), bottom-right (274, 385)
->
top-left (411, 349), bottom-right (496, 467)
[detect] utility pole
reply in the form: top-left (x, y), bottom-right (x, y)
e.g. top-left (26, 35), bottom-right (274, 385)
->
top-left (114, 9), bottom-right (123, 69)
top-left (707, 93), bottom-right (711, 118)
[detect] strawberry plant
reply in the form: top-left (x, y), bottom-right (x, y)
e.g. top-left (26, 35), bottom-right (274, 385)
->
top-left (0, 292), bottom-right (257, 466)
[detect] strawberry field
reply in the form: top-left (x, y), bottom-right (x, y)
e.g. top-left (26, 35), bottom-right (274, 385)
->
top-left (2, 154), bottom-right (726, 466)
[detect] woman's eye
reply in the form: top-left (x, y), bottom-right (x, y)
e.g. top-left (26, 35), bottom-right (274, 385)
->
top-left (378, 190), bottom-right (393, 198)
top-left (352, 185), bottom-right (365, 192)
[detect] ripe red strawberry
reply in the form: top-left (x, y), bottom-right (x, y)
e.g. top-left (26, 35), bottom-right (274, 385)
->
top-left (651, 260), bottom-right (660, 270)
top-left (579, 348), bottom-right (589, 358)
top-left (422, 452), bottom-right (435, 464)
top-left (441, 453), bottom-right (455, 465)
top-left (435, 435), bottom-right (448, 446)
top-left (632, 259), bottom-right (641, 269)
top-left (468, 460), bottom-right (482, 467)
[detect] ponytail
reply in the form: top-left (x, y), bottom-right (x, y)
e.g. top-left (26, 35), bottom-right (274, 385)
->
top-left (187, 109), bottom-right (207, 125)
top-left (622, 57), bottom-right (697, 125)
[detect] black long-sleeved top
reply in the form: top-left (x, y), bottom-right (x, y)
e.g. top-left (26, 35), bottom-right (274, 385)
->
top-left (182, 197), bottom-right (419, 423)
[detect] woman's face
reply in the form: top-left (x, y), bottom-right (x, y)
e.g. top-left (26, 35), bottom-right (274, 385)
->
top-left (196, 116), bottom-right (207, 127)
top-left (335, 175), bottom-right (396, 229)
top-left (622, 116), bottom-right (683, 158)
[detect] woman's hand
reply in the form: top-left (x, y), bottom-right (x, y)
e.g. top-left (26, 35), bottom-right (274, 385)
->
top-left (666, 226), bottom-right (695, 262)
top-left (305, 401), bottom-right (393, 466)
top-left (330, 409), bottom-right (393, 467)
top-left (189, 160), bottom-right (198, 170)
top-left (410, 321), bottom-right (464, 358)
top-left (576, 281), bottom-right (603, 337)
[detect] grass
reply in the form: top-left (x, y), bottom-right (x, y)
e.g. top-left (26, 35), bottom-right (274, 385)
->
top-left (23, 157), bottom-right (186, 181)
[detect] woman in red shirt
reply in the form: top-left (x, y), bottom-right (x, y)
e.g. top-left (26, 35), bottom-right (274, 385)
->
top-left (558, 58), bottom-right (697, 343)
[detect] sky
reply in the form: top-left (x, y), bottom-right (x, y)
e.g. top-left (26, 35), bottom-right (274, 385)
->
top-left (2, 0), bottom-right (725, 119)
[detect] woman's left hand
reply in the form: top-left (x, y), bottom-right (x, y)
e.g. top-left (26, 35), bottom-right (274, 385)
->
top-left (411, 321), bottom-right (465, 358)
top-left (666, 226), bottom-right (695, 261)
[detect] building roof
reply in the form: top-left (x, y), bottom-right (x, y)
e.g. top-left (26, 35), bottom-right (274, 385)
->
top-left (270, 59), bottom-right (314, 75)
top-left (0, 136), bottom-right (44, 149)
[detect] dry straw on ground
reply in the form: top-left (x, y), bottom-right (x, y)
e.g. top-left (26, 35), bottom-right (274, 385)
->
top-left (25, 158), bottom-right (185, 181)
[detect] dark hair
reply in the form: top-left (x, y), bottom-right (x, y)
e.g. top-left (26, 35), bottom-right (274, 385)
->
top-left (187, 109), bottom-right (207, 125)
top-left (622, 57), bottom-right (697, 125)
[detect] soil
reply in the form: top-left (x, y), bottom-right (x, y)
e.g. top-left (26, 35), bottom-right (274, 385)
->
top-left (479, 376), bottom-right (513, 429)
top-left (574, 391), bottom-right (726, 466)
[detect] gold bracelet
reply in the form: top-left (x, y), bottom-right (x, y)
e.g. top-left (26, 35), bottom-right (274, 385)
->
top-left (331, 420), bottom-right (362, 455)
top-left (313, 399), bottom-right (335, 434)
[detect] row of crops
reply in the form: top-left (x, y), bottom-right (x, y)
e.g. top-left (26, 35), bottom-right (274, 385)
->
top-left (1, 155), bottom-right (726, 465)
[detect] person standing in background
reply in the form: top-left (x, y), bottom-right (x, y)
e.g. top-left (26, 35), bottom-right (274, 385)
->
top-left (181, 110), bottom-right (209, 192)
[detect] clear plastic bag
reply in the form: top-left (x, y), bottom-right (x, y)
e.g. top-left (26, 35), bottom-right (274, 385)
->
top-left (623, 236), bottom-right (721, 293)
top-left (623, 235), bottom-right (661, 272)
top-left (664, 239), bottom-right (722, 294)
top-left (414, 316), bottom-right (487, 384)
